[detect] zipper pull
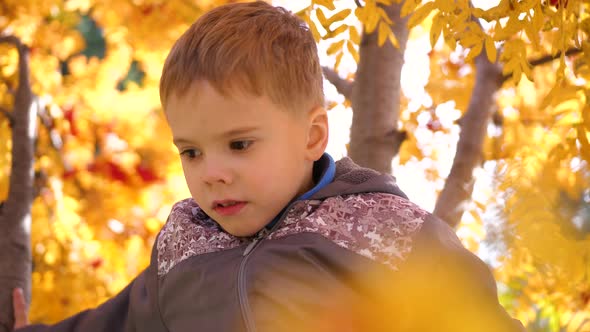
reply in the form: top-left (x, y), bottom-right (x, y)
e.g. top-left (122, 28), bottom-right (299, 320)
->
top-left (243, 228), bottom-right (269, 256)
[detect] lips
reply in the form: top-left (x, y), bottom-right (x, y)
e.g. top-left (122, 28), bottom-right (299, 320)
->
top-left (212, 200), bottom-right (247, 216)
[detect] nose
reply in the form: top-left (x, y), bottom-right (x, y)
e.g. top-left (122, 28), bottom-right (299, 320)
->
top-left (200, 156), bottom-right (233, 185)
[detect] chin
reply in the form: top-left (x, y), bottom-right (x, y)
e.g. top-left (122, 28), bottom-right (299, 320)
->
top-left (225, 226), bottom-right (261, 238)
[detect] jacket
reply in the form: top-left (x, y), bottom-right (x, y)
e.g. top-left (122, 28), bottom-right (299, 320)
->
top-left (19, 157), bottom-right (524, 332)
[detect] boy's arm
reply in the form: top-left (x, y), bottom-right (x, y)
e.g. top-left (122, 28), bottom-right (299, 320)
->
top-left (9, 288), bottom-right (28, 330)
top-left (15, 267), bottom-right (165, 332)
top-left (13, 243), bottom-right (166, 332)
top-left (392, 215), bottom-right (526, 332)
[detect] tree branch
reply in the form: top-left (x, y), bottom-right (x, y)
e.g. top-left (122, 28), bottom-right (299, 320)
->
top-left (37, 106), bottom-right (63, 150)
top-left (0, 77), bottom-right (15, 95)
top-left (0, 106), bottom-right (13, 127)
top-left (347, 1), bottom-right (409, 173)
top-left (354, 0), bottom-right (364, 8)
top-left (0, 34), bottom-right (34, 332)
top-left (468, 0), bottom-right (485, 31)
top-left (501, 47), bottom-right (583, 83)
top-left (529, 47), bottom-right (582, 67)
top-left (0, 35), bottom-right (25, 52)
top-left (433, 1), bottom-right (503, 228)
top-left (322, 66), bottom-right (353, 100)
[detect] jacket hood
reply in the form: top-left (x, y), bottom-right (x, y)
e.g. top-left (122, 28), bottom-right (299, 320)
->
top-left (310, 157), bottom-right (408, 200)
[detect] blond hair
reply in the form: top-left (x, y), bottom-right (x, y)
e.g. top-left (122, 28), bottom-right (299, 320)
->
top-left (160, 1), bottom-right (324, 113)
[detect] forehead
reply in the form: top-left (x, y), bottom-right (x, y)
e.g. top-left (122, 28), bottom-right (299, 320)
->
top-left (166, 80), bottom-right (279, 113)
top-left (165, 81), bottom-right (298, 140)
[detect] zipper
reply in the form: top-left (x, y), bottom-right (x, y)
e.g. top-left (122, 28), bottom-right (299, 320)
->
top-left (237, 201), bottom-right (298, 332)
top-left (242, 228), bottom-right (268, 257)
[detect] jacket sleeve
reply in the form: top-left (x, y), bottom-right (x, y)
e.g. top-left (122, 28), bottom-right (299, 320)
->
top-left (17, 242), bottom-right (167, 332)
top-left (387, 215), bottom-right (526, 332)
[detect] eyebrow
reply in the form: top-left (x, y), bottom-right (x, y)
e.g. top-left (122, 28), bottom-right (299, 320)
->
top-left (220, 126), bottom-right (260, 138)
top-left (172, 138), bottom-right (192, 146)
top-left (173, 126), bottom-right (260, 146)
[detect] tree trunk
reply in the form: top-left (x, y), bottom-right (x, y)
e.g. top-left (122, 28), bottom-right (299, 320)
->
top-left (433, 51), bottom-right (502, 228)
top-left (0, 36), bottom-right (35, 332)
top-left (348, 2), bottom-right (409, 174)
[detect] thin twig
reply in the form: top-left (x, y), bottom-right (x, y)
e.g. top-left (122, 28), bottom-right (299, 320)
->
top-left (322, 66), bottom-right (354, 100)
top-left (37, 106), bottom-right (63, 150)
top-left (468, 0), bottom-right (485, 31)
top-left (528, 47), bottom-right (583, 67)
top-left (0, 106), bottom-right (13, 127)
top-left (501, 47), bottom-right (583, 83)
top-left (0, 77), bottom-right (15, 95)
top-left (354, 0), bottom-right (364, 8)
top-left (0, 34), bottom-right (24, 50)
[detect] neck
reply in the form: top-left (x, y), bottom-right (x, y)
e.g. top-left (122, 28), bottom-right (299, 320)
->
top-left (295, 162), bottom-right (315, 197)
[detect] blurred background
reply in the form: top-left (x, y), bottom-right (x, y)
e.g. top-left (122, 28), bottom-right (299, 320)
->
top-left (0, 0), bottom-right (589, 331)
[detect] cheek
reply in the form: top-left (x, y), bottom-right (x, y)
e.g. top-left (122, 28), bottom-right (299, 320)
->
top-left (181, 164), bottom-right (200, 192)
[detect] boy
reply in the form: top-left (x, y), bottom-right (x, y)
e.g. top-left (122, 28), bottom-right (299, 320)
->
top-left (9, 1), bottom-right (524, 331)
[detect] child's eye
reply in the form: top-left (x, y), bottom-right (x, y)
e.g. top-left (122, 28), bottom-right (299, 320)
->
top-left (180, 148), bottom-right (201, 159)
top-left (229, 140), bottom-right (253, 151)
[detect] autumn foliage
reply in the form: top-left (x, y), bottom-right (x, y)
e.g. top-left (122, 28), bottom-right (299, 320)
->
top-left (1, 0), bottom-right (589, 330)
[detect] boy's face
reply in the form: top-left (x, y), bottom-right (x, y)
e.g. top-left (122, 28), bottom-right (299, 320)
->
top-left (166, 81), bottom-right (327, 237)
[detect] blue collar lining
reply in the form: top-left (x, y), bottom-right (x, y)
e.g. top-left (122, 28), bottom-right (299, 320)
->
top-left (265, 153), bottom-right (335, 229)
top-left (297, 153), bottom-right (335, 201)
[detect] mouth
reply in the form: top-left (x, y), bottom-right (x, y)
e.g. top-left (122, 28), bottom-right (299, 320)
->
top-left (212, 200), bottom-right (247, 216)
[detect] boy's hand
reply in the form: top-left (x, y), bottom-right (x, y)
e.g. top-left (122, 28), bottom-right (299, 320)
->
top-left (12, 288), bottom-right (28, 330)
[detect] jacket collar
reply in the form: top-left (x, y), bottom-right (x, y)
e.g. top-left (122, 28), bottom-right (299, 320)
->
top-left (265, 153), bottom-right (336, 229)
top-left (310, 156), bottom-right (407, 200)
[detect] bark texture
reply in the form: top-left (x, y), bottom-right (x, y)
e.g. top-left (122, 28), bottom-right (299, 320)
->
top-left (322, 67), bottom-right (353, 100)
top-left (433, 52), bottom-right (502, 228)
top-left (348, 2), bottom-right (409, 174)
top-left (0, 35), bottom-right (35, 332)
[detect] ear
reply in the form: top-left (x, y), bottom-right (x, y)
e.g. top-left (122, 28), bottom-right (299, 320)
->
top-left (305, 106), bottom-right (329, 161)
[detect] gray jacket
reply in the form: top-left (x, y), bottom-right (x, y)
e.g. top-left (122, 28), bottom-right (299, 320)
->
top-left (20, 158), bottom-right (524, 332)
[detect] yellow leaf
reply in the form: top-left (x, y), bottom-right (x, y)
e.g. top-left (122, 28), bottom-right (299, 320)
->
top-left (443, 25), bottom-right (456, 50)
top-left (583, 105), bottom-right (590, 131)
top-left (430, 14), bottom-right (444, 49)
top-left (465, 41), bottom-right (483, 62)
top-left (334, 51), bottom-right (344, 70)
top-left (401, 0), bottom-right (420, 17)
top-left (459, 31), bottom-right (481, 48)
top-left (314, 0), bottom-right (336, 10)
top-left (512, 63), bottom-right (523, 84)
top-left (398, 136), bottom-right (420, 164)
top-left (540, 85), bottom-right (559, 109)
top-left (328, 24), bottom-right (348, 37)
top-left (576, 124), bottom-right (590, 162)
top-left (407, 2), bottom-right (436, 29)
top-left (327, 9), bottom-right (352, 26)
top-left (327, 39), bottom-right (345, 55)
top-left (378, 7), bottom-right (393, 25)
top-left (354, 7), bottom-right (366, 22)
top-left (494, 15), bottom-right (520, 41)
top-left (308, 19), bottom-right (322, 42)
top-left (520, 58), bottom-right (533, 81)
top-left (364, 8), bottom-right (380, 33)
top-left (471, 7), bottom-right (485, 18)
top-left (474, 200), bottom-right (486, 211)
top-left (484, 35), bottom-right (497, 63)
top-left (531, 5), bottom-right (544, 32)
top-left (553, 106), bottom-right (581, 126)
top-left (347, 40), bottom-right (359, 63)
top-left (523, 23), bottom-right (539, 49)
top-left (378, 21), bottom-right (389, 47)
top-left (388, 30), bottom-right (399, 48)
top-left (453, 20), bottom-right (469, 40)
top-left (316, 8), bottom-right (328, 27)
top-left (435, 0), bottom-right (455, 12)
top-left (349, 26), bottom-right (361, 44)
